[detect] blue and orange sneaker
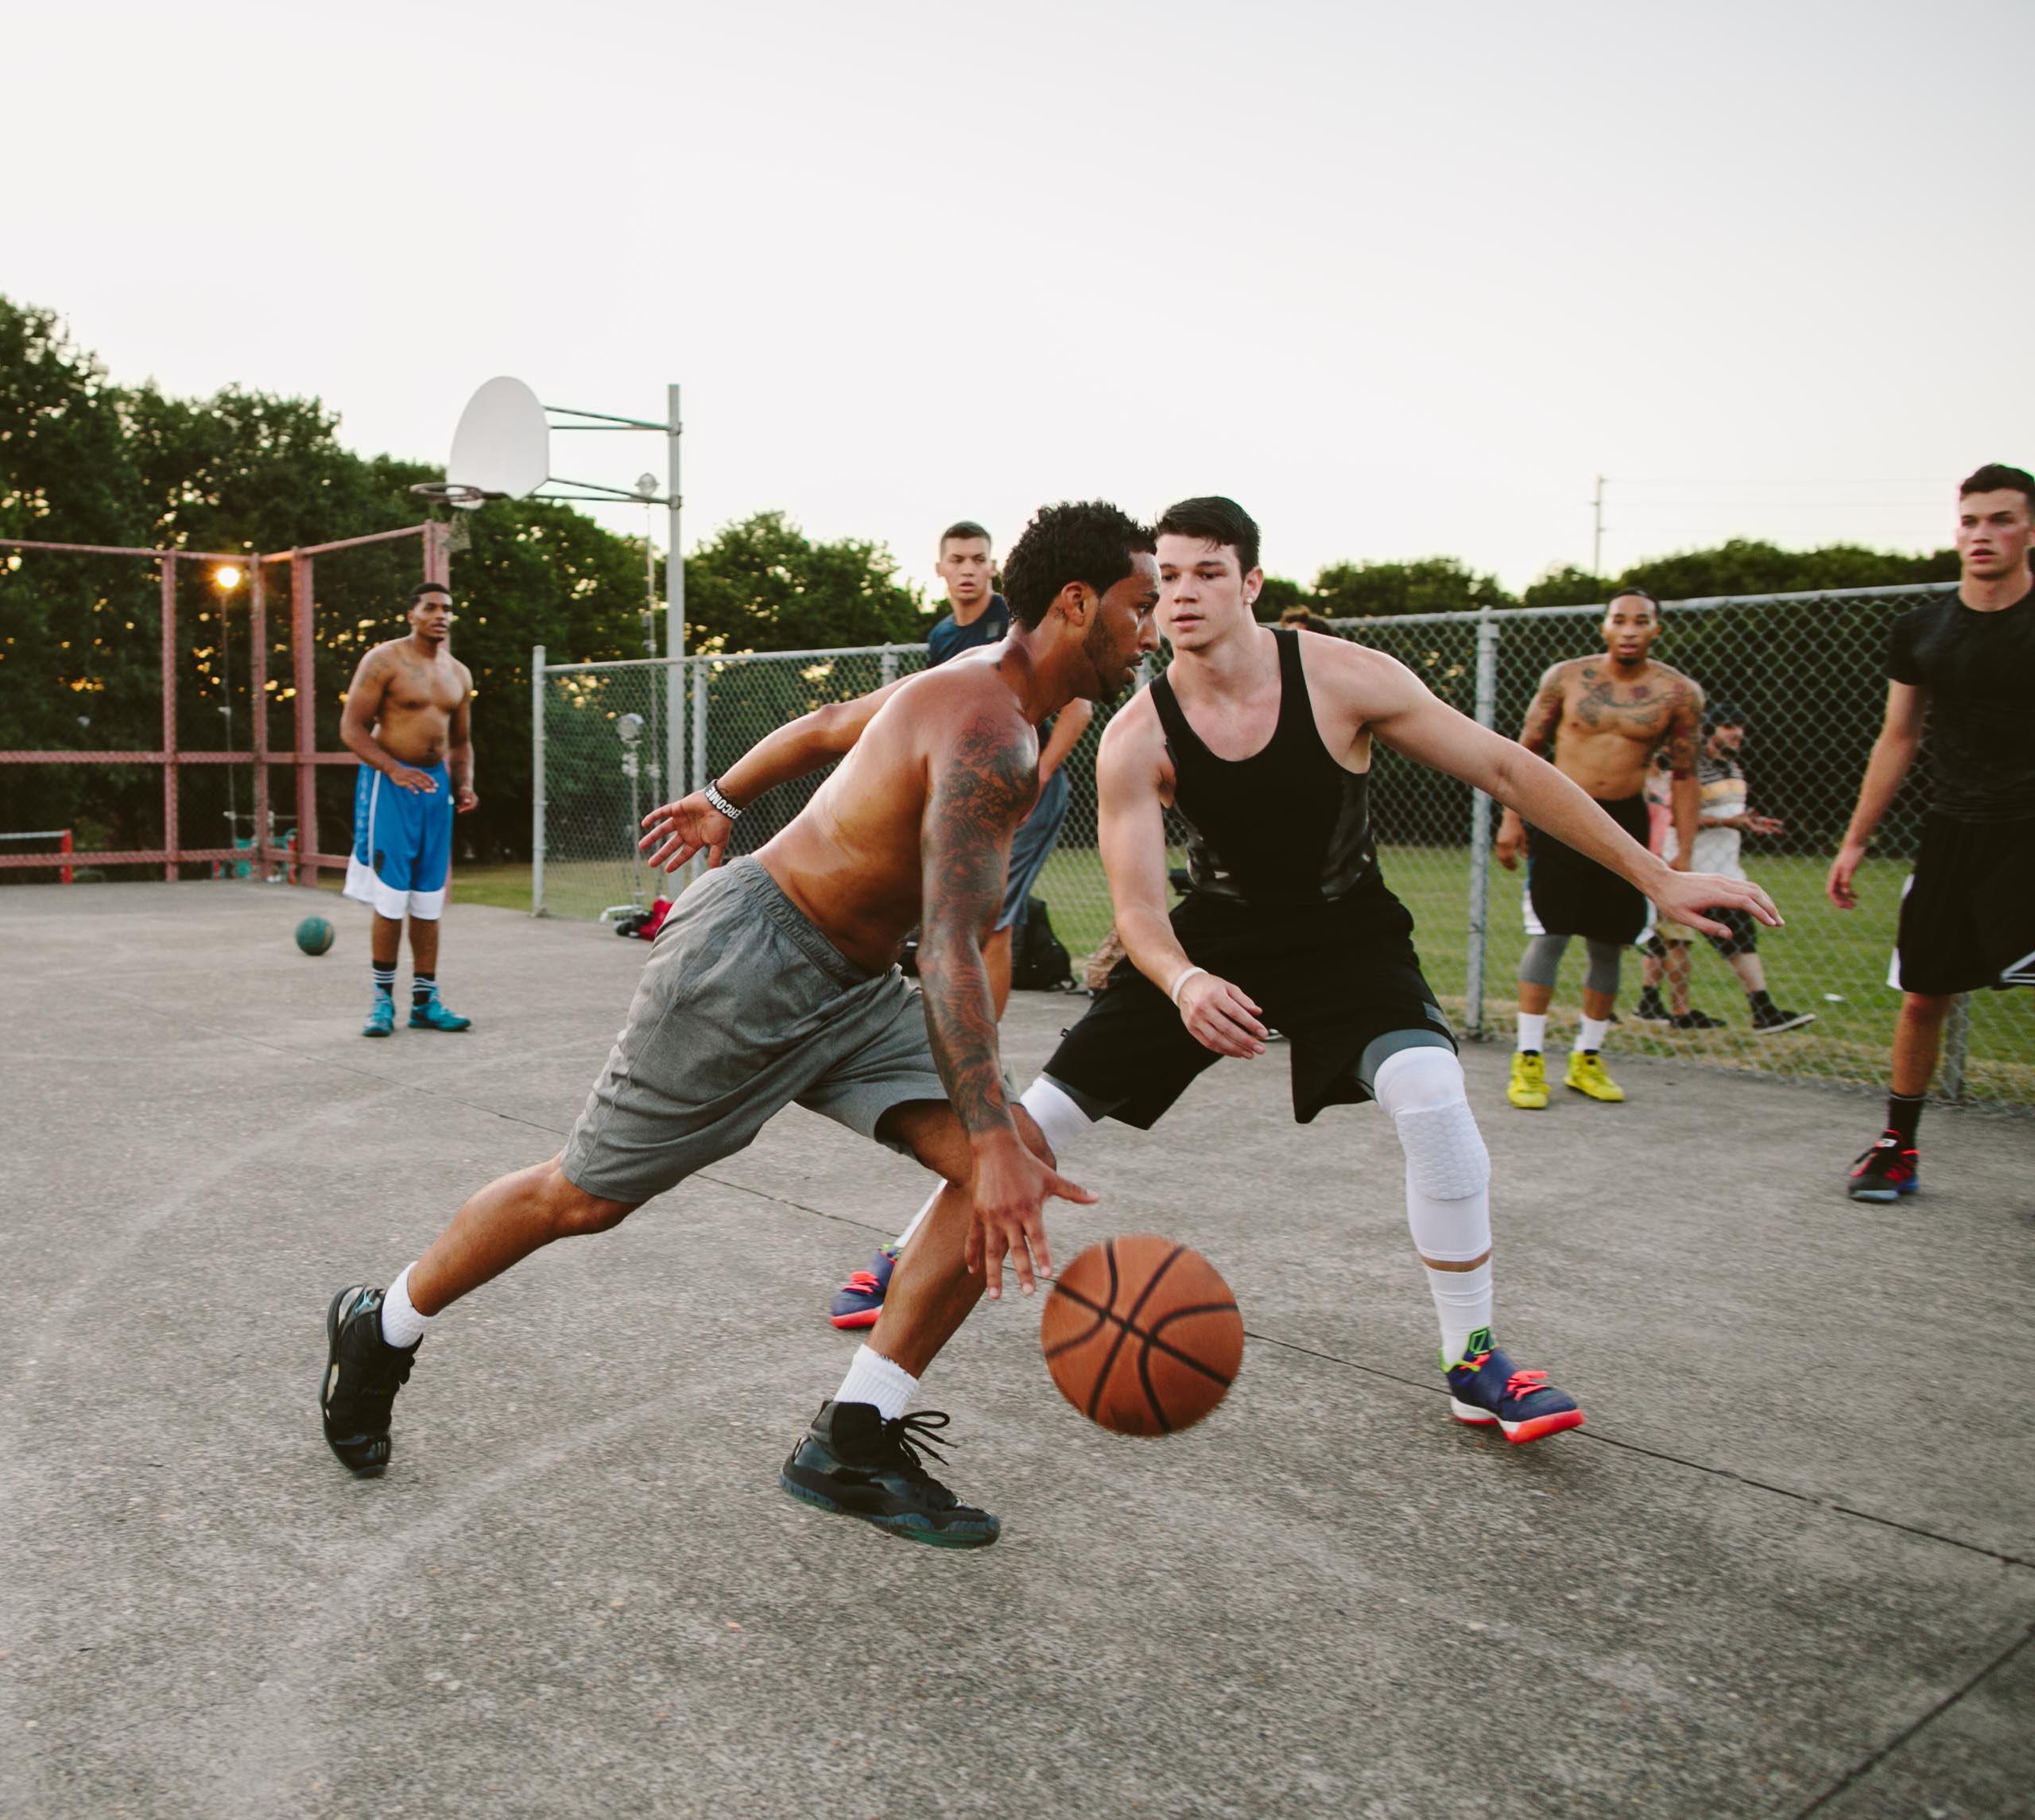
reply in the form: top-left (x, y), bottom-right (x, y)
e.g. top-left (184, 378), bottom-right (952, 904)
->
top-left (830, 1245), bottom-right (900, 1330)
top-left (1847, 1133), bottom-right (1919, 1202)
top-left (1446, 1328), bottom-right (1585, 1444)
top-left (409, 989), bottom-right (471, 1032)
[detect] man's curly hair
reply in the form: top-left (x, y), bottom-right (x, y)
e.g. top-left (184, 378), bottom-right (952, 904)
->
top-left (1000, 501), bottom-right (1154, 629)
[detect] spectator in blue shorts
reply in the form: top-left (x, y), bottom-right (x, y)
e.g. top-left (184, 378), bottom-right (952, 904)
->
top-left (925, 520), bottom-right (1091, 1016)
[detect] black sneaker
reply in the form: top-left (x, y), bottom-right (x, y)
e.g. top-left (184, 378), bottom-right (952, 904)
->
top-left (1847, 1134), bottom-right (1919, 1202)
top-left (1669, 1009), bottom-right (1728, 1031)
top-left (320, 1285), bottom-right (418, 1477)
top-left (779, 1400), bottom-right (998, 1549)
top-left (1631, 989), bottom-right (1671, 1024)
top-left (1750, 1002), bottom-right (1816, 1035)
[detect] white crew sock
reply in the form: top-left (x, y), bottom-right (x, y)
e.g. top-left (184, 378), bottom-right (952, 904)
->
top-left (1515, 1012), bottom-right (1547, 1054)
top-left (1576, 1015), bottom-right (1610, 1054)
top-left (834, 1343), bottom-right (918, 1421)
top-left (890, 1076), bottom-right (1097, 1252)
top-left (378, 1263), bottom-right (434, 1350)
top-left (1427, 1259), bottom-right (1494, 1366)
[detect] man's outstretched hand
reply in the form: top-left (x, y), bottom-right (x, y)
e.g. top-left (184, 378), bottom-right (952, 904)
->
top-left (638, 793), bottom-right (735, 872)
top-left (1653, 868), bottom-right (1782, 939)
top-left (963, 1131), bottom-right (1096, 1301)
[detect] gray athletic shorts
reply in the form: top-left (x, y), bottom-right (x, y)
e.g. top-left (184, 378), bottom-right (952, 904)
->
top-left (560, 858), bottom-right (948, 1204)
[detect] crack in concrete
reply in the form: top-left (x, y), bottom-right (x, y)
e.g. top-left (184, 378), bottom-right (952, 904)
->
top-left (1788, 1621), bottom-right (2035, 1819)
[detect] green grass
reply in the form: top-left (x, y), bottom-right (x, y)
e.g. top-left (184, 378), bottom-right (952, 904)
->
top-left (347, 846), bottom-right (2032, 1108)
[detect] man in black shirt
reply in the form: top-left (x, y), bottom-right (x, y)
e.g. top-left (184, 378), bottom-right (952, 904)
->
top-left (1829, 463), bottom-right (2035, 1201)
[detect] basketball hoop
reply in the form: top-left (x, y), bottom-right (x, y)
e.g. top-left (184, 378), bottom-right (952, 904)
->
top-left (408, 481), bottom-right (501, 509)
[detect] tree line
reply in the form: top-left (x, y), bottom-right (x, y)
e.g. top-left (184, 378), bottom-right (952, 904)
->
top-left (0, 292), bottom-right (1959, 867)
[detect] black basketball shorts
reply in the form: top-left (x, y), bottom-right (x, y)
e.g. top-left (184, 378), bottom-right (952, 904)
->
top-left (1045, 883), bottom-right (1455, 1129)
top-left (1522, 793), bottom-right (1654, 946)
top-left (1890, 812), bottom-right (2035, 996)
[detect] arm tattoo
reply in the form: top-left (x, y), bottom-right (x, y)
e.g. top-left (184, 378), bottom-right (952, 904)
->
top-left (918, 717), bottom-right (1037, 1140)
top-left (1665, 684), bottom-right (1700, 777)
top-left (1518, 665), bottom-right (1567, 754)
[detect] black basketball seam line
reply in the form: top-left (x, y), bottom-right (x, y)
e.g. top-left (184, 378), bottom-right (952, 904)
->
top-left (1084, 1239), bottom-right (1123, 1421)
top-left (1056, 1311), bottom-right (1239, 1391)
top-left (1135, 1338), bottom-right (1174, 1436)
top-left (1088, 1242), bottom-right (1185, 1424)
top-left (1048, 1284), bottom-right (1242, 1387)
top-left (1041, 1284), bottom-right (1112, 1359)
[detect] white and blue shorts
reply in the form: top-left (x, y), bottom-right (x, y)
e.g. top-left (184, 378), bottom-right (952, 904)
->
top-left (344, 762), bottom-right (452, 920)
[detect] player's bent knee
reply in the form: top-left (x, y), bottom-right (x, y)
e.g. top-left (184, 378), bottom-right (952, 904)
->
top-left (540, 1162), bottom-right (637, 1238)
top-left (1372, 1049), bottom-right (1490, 1201)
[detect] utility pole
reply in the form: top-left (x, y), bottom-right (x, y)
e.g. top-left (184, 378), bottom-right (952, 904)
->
top-left (1592, 474), bottom-right (1607, 576)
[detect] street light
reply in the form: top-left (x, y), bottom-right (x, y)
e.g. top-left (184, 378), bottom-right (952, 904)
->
top-left (211, 564), bottom-right (243, 869)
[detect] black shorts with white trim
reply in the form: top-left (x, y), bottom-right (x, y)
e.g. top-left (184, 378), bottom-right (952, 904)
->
top-left (1891, 811), bottom-right (2035, 996)
top-left (1045, 877), bottom-right (1454, 1129)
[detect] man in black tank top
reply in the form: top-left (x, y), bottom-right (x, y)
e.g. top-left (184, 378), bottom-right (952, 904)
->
top-left (842, 498), bottom-right (1774, 1454)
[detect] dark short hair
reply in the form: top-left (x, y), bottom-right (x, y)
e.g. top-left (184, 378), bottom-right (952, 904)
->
top-left (1705, 700), bottom-right (1746, 730)
top-left (1154, 495), bottom-right (1260, 577)
top-left (939, 520), bottom-right (992, 552)
top-left (1606, 585), bottom-right (1661, 612)
top-left (1958, 463), bottom-right (2035, 513)
top-left (1000, 501), bottom-right (1153, 631)
top-left (409, 582), bottom-right (452, 604)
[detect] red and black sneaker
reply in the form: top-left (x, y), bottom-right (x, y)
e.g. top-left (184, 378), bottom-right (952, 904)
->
top-left (1847, 1133), bottom-right (1919, 1202)
top-left (1445, 1328), bottom-right (1584, 1445)
top-left (828, 1245), bottom-right (900, 1330)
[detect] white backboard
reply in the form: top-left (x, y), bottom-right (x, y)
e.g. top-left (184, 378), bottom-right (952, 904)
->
top-left (447, 377), bottom-right (550, 505)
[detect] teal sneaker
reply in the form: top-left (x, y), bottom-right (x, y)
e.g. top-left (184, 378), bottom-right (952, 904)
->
top-left (362, 994), bottom-right (395, 1039)
top-left (408, 991), bottom-right (471, 1032)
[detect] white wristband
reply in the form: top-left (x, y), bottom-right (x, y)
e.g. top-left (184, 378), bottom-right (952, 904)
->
top-left (1169, 966), bottom-right (1207, 1008)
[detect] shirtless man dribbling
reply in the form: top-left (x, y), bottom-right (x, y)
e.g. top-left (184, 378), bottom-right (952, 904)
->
top-left (1495, 587), bottom-right (1704, 1108)
top-left (339, 582), bottom-right (479, 1037)
top-left (317, 501), bottom-right (1160, 1549)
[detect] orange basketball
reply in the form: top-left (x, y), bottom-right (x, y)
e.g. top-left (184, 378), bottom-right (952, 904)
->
top-left (1040, 1235), bottom-right (1244, 1436)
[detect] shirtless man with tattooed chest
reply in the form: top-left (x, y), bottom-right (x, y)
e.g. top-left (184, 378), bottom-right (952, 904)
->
top-left (1494, 587), bottom-right (1704, 1108)
top-left (318, 501), bottom-right (1160, 1550)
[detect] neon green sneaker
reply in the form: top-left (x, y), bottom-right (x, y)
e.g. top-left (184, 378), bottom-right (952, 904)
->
top-left (1564, 1051), bottom-right (1624, 1102)
top-left (1506, 1051), bottom-right (1549, 1109)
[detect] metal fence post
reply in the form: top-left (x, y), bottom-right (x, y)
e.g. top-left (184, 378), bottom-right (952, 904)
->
top-left (881, 645), bottom-right (898, 688)
top-left (1940, 993), bottom-right (1971, 1102)
top-left (160, 555), bottom-right (180, 881)
top-left (689, 654), bottom-right (710, 889)
top-left (531, 645), bottom-right (547, 917)
top-left (1461, 605), bottom-right (1500, 1039)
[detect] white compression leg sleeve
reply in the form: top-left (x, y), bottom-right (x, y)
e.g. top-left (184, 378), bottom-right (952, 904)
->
top-left (1370, 1047), bottom-right (1494, 1362)
top-left (890, 1076), bottom-right (1096, 1250)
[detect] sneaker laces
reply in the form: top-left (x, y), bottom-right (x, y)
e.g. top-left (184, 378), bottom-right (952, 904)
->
top-left (1504, 1369), bottom-right (1552, 1401)
top-left (842, 1270), bottom-right (882, 1294)
top-left (875, 1411), bottom-right (963, 1505)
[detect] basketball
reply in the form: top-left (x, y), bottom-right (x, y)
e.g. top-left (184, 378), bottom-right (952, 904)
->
top-left (295, 916), bottom-right (335, 956)
top-left (1040, 1235), bottom-right (1244, 1436)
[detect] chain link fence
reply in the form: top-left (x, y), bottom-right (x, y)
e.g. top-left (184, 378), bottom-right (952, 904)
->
top-left (533, 581), bottom-right (2032, 1113)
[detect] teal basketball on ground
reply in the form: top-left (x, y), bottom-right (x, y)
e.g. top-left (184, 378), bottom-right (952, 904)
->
top-left (296, 916), bottom-right (335, 956)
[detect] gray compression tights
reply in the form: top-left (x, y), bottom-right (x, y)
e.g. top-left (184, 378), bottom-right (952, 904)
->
top-left (1518, 933), bottom-right (1623, 996)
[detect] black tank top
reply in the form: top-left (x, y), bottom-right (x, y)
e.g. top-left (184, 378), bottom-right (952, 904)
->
top-left (1149, 628), bottom-right (1378, 908)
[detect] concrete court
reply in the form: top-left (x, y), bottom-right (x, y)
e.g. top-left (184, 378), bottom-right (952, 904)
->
top-left (1, 881), bottom-right (2030, 1820)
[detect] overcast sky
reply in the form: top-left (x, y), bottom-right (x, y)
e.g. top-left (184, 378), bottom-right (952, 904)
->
top-left (8, 0), bottom-right (2029, 593)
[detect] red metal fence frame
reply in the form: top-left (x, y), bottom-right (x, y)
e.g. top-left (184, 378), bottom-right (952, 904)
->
top-left (0, 523), bottom-right (451, 884)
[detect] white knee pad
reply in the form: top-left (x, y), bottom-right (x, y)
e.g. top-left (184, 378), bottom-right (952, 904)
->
top-left (1372, 1047), bottom-right (1490, 1206)
top-left (1019, 1076), bottom-right (1093, 1155)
